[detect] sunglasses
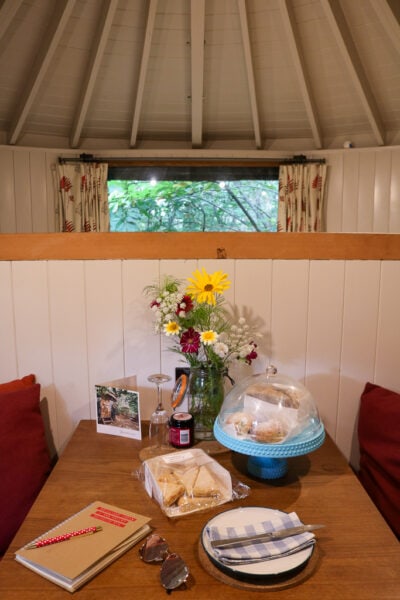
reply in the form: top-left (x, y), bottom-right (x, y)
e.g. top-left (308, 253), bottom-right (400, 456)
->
top-left (139, 533), bottom-right (190, 593)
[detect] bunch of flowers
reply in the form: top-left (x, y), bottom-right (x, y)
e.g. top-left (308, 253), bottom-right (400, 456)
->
top-left (144, 267), bottom-right (259, 370)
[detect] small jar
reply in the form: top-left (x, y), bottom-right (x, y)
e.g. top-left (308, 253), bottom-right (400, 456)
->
top-left (169, 412), bottom-right (194, 448)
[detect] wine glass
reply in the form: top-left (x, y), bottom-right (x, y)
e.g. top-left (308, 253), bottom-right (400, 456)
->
top-left (141, 373), bottom-right (172, 460)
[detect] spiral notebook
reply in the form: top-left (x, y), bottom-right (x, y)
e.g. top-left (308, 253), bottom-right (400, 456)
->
top-left (15, 501), bottom-right (152, 593)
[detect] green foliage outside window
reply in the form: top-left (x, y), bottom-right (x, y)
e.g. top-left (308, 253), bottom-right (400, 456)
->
top-left (108, 179), bottom-right (279, 232)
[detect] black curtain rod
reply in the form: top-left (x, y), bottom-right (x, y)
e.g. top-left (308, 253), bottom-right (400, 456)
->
top-left (58, 153), bottom-right (325, 165)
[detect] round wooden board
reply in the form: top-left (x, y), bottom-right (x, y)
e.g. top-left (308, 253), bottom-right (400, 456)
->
top-left (197, 539), bottom-right (320, 591)
top-left (195, 440), bottom-right (230, 455)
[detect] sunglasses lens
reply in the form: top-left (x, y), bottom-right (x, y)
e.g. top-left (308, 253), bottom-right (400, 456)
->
top-left (139, 534), bottom-right (169, 563)
top-left (160, 552), bottom-right (189, 591)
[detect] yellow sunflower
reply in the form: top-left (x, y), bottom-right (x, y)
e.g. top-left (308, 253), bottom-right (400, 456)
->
top-left (186, 268), bottom-right (231, 305)
top-left (163, 321), bottom-right (181, 336)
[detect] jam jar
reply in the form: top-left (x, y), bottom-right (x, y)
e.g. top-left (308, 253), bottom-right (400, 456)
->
top-left (169, 412), bottom-right (194, 448)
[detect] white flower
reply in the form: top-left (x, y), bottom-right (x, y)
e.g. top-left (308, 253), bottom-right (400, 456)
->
top-left (214, 342), bottom-right (229, 358)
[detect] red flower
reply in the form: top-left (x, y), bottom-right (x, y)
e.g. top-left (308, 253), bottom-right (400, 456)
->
top-left (176, 295), bottom-right (193, 315)
top-left (245, 343), bottom-right (258, 365)
top-left (180, 328), bottom-right (200, 353)
top-left (150, 299), bottom-right (160, 309)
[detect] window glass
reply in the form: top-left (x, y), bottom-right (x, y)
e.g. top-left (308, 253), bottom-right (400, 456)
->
top-left (108, 166), bottom-right (279, 232)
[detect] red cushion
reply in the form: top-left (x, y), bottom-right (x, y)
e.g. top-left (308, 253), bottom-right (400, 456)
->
top-left (0, 384), bottom-right (52, 555)
top-left (358, 382), bottom-right (400, 538)
top-left (0, 374), bottom-right (36, 393)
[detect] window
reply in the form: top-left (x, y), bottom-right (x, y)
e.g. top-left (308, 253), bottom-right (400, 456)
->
top-left (107, 164), bottom-right (279, 232)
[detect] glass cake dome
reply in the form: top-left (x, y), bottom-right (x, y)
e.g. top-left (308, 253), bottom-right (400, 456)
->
top-left (213, 365), bottom-right (325, 479)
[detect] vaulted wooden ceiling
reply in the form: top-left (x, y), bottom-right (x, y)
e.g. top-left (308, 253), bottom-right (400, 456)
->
top-left (0, 0), bottom-right (399, 151)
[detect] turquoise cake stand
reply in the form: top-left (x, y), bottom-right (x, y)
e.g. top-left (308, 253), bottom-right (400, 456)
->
top-left (213, 420), bottom-right (325, 479)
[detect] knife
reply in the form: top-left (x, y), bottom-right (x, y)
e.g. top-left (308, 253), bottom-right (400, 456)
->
top-left (210, 524), bottom-right (325, 549)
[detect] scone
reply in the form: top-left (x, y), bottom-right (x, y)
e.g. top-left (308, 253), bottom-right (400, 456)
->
top-left (178, 467), bottom-right (199, 496)
top-left (252, 419), bottom-right (287, 443)
top-left (177, 495), bottom-right (217, 510)
top-left (158, 481), bottom-right (185, 506)
top-left (192, 465), bottom-right (220, 497)
top-left (157, 469), bottom-right (179, 483)
top-left (246, 383), bottom-right (295, 407)
top-left (226, 411), bottom-right (253, 435)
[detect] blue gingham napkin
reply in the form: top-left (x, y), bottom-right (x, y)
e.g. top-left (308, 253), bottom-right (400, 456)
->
top-left (205, 511), bottom-right (315, 565)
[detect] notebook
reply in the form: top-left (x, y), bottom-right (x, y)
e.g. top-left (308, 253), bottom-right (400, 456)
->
top-left (15, 501), bottom-right (152, 592)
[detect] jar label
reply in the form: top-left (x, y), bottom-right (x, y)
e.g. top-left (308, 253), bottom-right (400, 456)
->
top-left (169, 427), bottom-right (191, 447)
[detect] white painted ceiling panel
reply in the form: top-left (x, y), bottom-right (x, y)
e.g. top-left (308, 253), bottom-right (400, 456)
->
top-left (0, 0), bottom-right (398, 150)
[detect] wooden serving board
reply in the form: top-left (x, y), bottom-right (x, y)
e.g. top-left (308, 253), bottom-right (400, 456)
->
top-left (197, 540), bottom-right (320, 591)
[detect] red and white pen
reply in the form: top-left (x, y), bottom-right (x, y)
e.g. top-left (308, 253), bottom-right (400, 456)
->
top-left (26, 526), bottom-right (102, 549)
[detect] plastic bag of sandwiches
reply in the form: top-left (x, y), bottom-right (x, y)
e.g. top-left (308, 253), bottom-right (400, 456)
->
top-left (141, 448), bottom-right (249, 517)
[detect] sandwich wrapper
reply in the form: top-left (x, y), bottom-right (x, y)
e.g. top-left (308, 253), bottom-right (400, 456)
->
top-left (205, 511), bottom-right (316, 565)
top-left (139, 448), bottom-right (249, 517)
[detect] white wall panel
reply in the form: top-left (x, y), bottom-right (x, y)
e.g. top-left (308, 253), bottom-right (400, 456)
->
top-left (373, 149), bottom-right (391, 232)
top-left (12, 261), bottom-right (53, 383)
top-left (324, 152), bottom-right (343, 232)
top-left (0, 262), bottom-right (17, 380)
top-left (85, 260), bottom-right (125, 420)
top-left (375, 261), bottom-right (400, 390)
top-left (47, 261), bottom-right (89, 453)
top-left (357, 151), bottom-right (375, 232)
top-left (13, 150), bottom-right (32, 233)
top-left (337, 261), bottom-right (381, 465)
top-left (46, 152), bottom-right (58, 232)
top-left (232, 259), bottom-right (273, 381)
top-left (305, 260), bottom-right (345, 439)
top-left (11, 261), bottom-right (56, 456)
top-left (123, 259), bottom-right (162, 420)
top-left (0, 147), bottom-right (15, 232)
top-left (30, 151), bottom-right (49, 232)
top-left (270, 260), bottom-right (309, 382)
top-left (389, 148), bottom-right (400, 232)
top-left (342, 151), bottom-right (360, 232)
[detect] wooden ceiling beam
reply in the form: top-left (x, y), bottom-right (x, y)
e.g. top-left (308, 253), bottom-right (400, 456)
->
top-left (0, 0), bottom-right (24, 41)
top-left (190, 0), bottom-right (205, 148)
top-left (70, 0), bottom-right (118, 148)
top-left (237, 0), bottom-right (262, 149)
top-left (8, 0), bottom-right (76, 146)
top-left (279, 0), bottom-right (323, 149)
top-left (371, 0), bottom-right (400, 55)
top-left (130, 0), bottom-right (158, 148)
top-left (321, 0), bottom-right (385, 146)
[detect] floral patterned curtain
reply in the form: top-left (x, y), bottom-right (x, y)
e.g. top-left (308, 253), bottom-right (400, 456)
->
top-left (54, 162), bottom-right (110, 232)
top-left (277, 163), bottom-right (327, 232)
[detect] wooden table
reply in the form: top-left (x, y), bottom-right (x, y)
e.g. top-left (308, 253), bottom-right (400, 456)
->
top-left (0, 420), bottom-right (399, 599)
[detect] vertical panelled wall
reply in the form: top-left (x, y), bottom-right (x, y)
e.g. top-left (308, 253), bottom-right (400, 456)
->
top-left (0, 145), bottom-right (400, 233)
top-left (1, 257), bottom-right (399, 470)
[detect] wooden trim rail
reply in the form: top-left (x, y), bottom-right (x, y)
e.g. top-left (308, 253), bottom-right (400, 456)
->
top-left (1, 232), bottom-right (400, 261)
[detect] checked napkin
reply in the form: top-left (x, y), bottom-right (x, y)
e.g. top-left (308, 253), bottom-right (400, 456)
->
top-left (206, 511), bottom-right (315, 565)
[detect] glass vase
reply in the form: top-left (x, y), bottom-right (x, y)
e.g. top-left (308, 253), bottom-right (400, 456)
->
top-left (188, 366), bottom-right (228, 441)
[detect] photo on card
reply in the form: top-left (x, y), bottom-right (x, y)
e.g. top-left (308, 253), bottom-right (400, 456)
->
top-left (95, 376), bottom-right (141, 440)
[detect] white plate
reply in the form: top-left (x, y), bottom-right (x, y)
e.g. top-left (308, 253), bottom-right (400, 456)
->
top-left (201, 506), bottom-right (314, 581)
